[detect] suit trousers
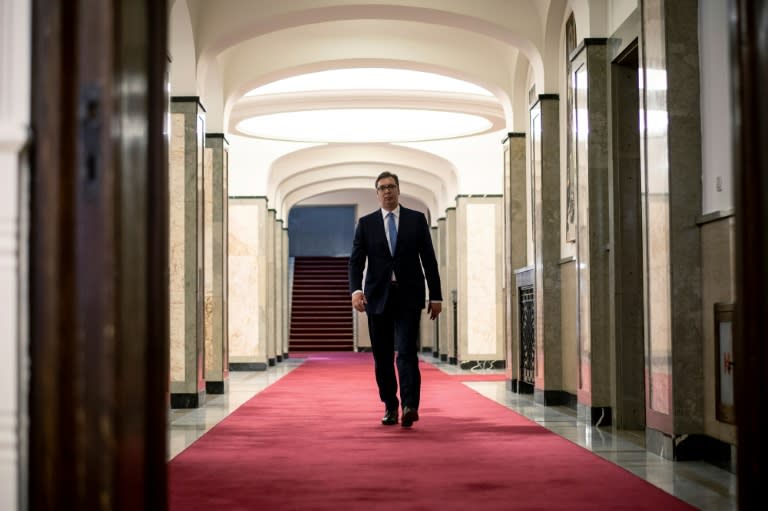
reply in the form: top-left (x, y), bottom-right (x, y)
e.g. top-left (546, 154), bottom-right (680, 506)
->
top-left (367, 283), bottom-right (422, 411)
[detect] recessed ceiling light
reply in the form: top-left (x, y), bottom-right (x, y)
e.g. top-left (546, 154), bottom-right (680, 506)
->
top-left (246, 68), bottom-right (493, 96)
top-left (236, 108), bottom-right (492, 143)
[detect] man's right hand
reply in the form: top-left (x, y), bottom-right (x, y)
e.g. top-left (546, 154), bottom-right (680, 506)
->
top-left (352, 291), bottom-right (367, 312)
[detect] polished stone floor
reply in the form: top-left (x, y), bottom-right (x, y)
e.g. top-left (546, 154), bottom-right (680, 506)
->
top-left (168, 354), bottom-right (736, 511)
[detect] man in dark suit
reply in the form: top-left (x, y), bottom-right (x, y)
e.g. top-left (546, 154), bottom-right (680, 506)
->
top-left (349, 171), bottom-right (442, 428)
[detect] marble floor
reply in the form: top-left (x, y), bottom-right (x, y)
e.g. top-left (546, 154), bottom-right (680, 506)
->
top-left (168, 354), bottom-right (736, 511)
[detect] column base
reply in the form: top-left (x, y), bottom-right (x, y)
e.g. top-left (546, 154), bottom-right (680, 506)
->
top-left (508, 379), bottom-right (534, 394)
top-left (534, 389), bottom-right (577, 409)
top-left (646, 428), bottom-right (735, 470)
top-left (206, 379), bottom-right (229, 395)
top-left (170, 389), bottom-right (205, 409)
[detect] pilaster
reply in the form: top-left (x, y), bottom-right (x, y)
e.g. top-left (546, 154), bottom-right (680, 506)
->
top-left (569, 40), bottom-right (612, 423)
top-left (266, 209), bottom-right (277, 366)
top-left (641, 0), bottom-right (704, 453)
top-left (169, 97), bottom-right (206, 408)
top-left (203, 134), bottom-right (229, 393)
top-left (503, 133), bottom-right (529, 389)
top-left (282, 228), bottom-right (290, 359)
top-left (530, 96), bottom-right (564, 404)
top-left (274, 218), bottom-right (284, 362)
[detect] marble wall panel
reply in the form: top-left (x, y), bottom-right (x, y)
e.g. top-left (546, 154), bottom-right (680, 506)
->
top-left (204, 146), bottom-right (214, 375)
top-left (457, 197), bottom-right (504, 362)
top-left (228, 198), bottom-right (268, 365)
top-left (169, 113), bottom-right (186, 382)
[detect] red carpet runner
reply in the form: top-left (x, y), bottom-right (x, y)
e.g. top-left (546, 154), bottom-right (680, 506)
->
top-left (169, 352), bottom-right (696, 510)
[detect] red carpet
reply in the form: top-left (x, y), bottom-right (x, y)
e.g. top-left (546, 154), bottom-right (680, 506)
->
top-left (169, 352), bottom-right (697, 510)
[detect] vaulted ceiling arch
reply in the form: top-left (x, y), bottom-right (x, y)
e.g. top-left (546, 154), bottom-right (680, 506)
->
top-left (269, 143), bottom-right (458, 220)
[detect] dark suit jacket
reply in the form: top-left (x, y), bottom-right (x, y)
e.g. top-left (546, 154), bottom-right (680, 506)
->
top-left (349, 205), bottom-right (442, 315)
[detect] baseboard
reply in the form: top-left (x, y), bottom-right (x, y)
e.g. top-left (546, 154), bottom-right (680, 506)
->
top-left (534, 389), bottom-right (576, 409)
top-left (459, 359), bottom-right (506, 370)
top-left (229, 362), bottom-right (268, 371)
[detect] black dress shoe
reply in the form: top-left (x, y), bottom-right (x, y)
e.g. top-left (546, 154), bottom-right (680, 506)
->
top-left (401, 407), bottom-right (419, 428)
top-left (381, 409), bottom-right (398, 425)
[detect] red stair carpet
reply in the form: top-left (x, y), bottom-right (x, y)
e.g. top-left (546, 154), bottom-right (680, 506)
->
top-left (169, 352), bottom-right (697, 510)
top-left (289, 257), bottom-right (353, 351)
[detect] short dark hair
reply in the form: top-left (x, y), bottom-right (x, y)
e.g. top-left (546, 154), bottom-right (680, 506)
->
top-left (375, 171), bottom-right (399, 189)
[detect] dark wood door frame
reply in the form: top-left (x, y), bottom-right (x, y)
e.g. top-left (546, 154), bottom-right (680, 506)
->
top-left (732, 0), bottom-right (768, 507)
top-left (29, 1), bottom-right (169, 509)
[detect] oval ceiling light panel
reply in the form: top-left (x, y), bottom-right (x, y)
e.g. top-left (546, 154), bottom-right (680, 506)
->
top-left (246, 68), bottom-right (493, 97)
top-left (235, 108), bottom-right (492, 143)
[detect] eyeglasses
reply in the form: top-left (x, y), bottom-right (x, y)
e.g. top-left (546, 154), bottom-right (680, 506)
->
top-left (377, 184), bottom-right (398, 192)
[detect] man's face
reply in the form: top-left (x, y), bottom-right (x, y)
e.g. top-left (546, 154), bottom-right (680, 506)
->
top-left (376, 177), bottom-right (400, 211)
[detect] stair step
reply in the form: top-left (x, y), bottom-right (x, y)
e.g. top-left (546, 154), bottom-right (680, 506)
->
top-left (289, 256), bottom-right (354, 352)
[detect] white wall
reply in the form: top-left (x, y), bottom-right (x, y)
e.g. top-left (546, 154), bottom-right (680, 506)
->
top-left (0, 0), bottom-right (30, 508)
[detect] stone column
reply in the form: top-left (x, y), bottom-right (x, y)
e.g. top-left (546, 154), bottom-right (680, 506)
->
top-left (436, 216), bottom-right (447, 360)
top-left (503, 133), bottom-right (529, 389)
top-left (266, 209), bottom-right (277, 365)
top-left (282, 227), bottom-right (290, 358)
top-left (274, 218), bottom-right (284, 362)
top-left (445, 208), bottom-right (458, 364)
top-left (169, 97), bottom-right (205, 408)
top-left (530, 97), bottom-right (563, 404)
top-left (569, 40), bottom-right (612, 424)
top-left (641, 0), bottom-right (703, 457)
top-left (228, 197), bottom-right (269, 370)
top-left (419, 226), bottom-right (438, 353)
top-left (456, 196), bottom-right (505, 369)
top-left (204, 134), bottom-right (229, 393)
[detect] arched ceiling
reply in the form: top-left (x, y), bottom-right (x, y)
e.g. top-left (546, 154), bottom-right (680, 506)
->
top-left (170, 0), bottom-right (577, 222)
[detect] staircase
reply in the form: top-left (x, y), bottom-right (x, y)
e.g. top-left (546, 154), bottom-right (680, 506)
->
top-left (289, 256), bottom-right (354, 351)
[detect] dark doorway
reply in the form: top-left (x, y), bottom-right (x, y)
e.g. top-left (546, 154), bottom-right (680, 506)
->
top-left (610, 40), bottom-right (646, 430)
top-left (288, 205), bottom-right (356, 257)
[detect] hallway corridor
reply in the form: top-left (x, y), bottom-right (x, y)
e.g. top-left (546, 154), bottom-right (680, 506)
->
top-left (169, 354), bottom-right (735, 510)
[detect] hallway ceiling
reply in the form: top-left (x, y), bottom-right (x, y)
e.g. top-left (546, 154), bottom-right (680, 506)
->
top-left (169, 0), bottom-right (570, 220)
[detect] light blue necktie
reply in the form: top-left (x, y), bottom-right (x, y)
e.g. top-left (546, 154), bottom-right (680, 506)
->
top-left (387, 212), bottom-right (397, 255)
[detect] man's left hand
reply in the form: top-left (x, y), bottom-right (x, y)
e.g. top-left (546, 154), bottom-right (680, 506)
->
top-left (427, 301), bottom-right (442, 320)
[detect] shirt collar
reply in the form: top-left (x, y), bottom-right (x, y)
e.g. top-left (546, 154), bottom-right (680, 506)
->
top-left (381, 205), bottom-right (400, 219)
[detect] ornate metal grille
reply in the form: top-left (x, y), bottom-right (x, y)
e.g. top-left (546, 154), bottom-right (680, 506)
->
top-left (519, 285), bottom-right (535, 384)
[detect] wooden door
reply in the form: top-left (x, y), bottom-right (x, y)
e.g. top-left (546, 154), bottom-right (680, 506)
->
top-left (29, 1), bottom-right (169, 509)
